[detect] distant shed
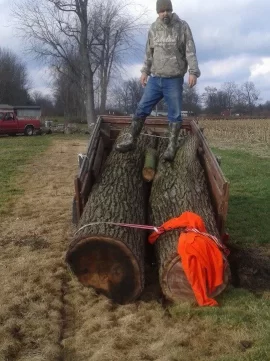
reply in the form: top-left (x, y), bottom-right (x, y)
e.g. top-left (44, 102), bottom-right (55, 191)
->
top-left (0, 105), bottom-right (42, 119)
top-left (0, 104), bottom-right (14, 112)
top-left (14, 106), bottom-right (41, 119)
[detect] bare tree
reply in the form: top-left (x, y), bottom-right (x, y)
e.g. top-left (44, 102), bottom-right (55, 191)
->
top-left (241, 81), bottom-right (260, 115)
top-left (91, 1), bottom-right (146, 113)
top-left (233, 88), bottom-right (246, 114)
top-left (53, 55), bottom-right (85, 122)
top-left (202, 86), bottom-right (218, 113)
top-left (110, 83), bottom-right (130, 113)
top-left (13, 0), bottom-right (146, 126)
top-left (54, 72), bottom-right (81, 123)
top-left (202, 86), bottom-right (229, 115)
top-left (31, 91), bottom-right (55, 116)
top-left (261, 100), bottom-right (270, 112)
top-left (127, 78), bottom-right (144, 114)
top-left (182, 83), bottom-right (201, 114)
top-left (222, 82), bottom-right (237, 115)
top-left (13, 0), bottom-right (98, 126)
top-left (110, 78), bottom-right (144, 114)
top-left (0, 47), bottom-right (31, 105)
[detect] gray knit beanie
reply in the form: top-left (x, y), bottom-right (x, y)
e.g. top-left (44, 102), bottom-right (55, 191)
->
top-left (156, 0), bottom-right (173, 13)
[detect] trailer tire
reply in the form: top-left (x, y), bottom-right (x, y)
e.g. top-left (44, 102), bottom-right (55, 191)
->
top-left (24, 126), bottom-right (34, 136)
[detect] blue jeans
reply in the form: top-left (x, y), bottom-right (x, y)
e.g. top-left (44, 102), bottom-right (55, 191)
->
top-left (135, 76), bottom-right (184, 122)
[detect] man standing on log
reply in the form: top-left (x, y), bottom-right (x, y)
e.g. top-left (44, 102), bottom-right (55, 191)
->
top-left (116, 0), bottom-right (200, 161)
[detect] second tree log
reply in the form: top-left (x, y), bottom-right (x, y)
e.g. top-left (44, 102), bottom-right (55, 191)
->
top-left (150, 134), bottom-right (229, 302)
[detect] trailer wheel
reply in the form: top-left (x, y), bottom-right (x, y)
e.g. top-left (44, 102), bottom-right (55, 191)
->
top-left (24, 126), bottom-right (34, 136)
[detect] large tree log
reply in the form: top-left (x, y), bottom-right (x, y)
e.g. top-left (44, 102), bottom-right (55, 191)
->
top-left (150, 134), bottom-right (229, 303)
top-left (66, 127), bottom-right (155, 304)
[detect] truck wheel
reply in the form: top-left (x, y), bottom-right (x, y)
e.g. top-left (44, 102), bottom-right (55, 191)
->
top-left (24, 126), bottom-right (34, 136)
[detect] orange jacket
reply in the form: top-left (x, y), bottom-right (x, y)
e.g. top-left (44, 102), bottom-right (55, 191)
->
top-left (149, 211), bottom-right (228, 307)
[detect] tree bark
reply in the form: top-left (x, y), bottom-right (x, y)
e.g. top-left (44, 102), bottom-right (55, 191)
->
top-left (84, 70), bottom-right (96, 125)
top-left (150, 134), bottom-right (229, 303)
top-left (66, 127), bottom-right (155, 304)
top-left (79, 2), bottom-right (96, 126)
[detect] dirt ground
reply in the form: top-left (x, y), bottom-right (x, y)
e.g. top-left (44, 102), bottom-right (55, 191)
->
top-left (1, 135), bottom-right (270, 361)
top-left (0, 138), bottom-right (85, 360)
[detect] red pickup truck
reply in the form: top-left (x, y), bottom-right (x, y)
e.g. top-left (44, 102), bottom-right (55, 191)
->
top-left (0, 111), bottom-right (41, 136)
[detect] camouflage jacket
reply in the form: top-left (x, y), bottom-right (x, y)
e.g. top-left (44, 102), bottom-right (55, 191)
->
top-left (141, 14), bottom-right (201, 78)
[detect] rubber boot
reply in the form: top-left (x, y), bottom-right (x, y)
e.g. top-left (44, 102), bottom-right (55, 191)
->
top-left (163, 122), bottom-right (182, 162)
top-left (115, 116), bottom-right (145, 153)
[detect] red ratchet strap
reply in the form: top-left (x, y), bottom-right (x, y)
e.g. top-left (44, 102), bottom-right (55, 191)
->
top-left (74, 221), bottom-right (165, 236)
top-left (75, 222), bottom-right (230, 257)
top-left (109, 222), bottom-right (163, 233)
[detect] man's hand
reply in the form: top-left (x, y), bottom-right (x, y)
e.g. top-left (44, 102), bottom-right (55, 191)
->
top-left (140, 72), bottom-right (148, 87)
top-left (188, 74), bottom-right (197, 88)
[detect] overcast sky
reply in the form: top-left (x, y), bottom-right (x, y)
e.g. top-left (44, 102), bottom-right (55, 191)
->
top-left (1, 0), bottom-right (270, 101)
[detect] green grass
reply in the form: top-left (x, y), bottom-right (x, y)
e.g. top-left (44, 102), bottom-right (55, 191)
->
top-left (0, 135), bottom-right (52, 214)
top-left (169, 288), bottom-right (270, 361)
top-left (212, 148), bottom-right (270, 246)
top-left (0, 133), bottom-right (89, 215)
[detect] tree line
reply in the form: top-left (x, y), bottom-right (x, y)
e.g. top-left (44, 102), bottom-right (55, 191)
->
top-left (0, 47), bottom-right (30, 106)
top-left (108, 78), bottom-right (269, 117)
top-left (1, 44), bottom-right (269, 119)
top-left (0, 47), bottom-right (55, 115)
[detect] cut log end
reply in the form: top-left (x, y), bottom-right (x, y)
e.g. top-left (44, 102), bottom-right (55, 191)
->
top-left (161, 255), bottom-right (230, 303)
top-left (142, 148), bottom-right (157, 182)
top-left (142, 168), bottom-right (156, 182)
top-left (66, 236), bottom-right (142, 304)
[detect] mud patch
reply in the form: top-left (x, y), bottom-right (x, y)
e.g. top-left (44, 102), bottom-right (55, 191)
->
top-left (14, 237), bottom-right (50, 251)
top-left (228, 245), bottom-right (270, 291)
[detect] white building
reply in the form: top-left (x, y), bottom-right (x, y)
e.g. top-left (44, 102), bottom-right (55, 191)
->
top-left (150, 110), bottom-right (194, 117)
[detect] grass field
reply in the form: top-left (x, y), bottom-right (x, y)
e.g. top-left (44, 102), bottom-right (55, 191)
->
top-left (200, 118), bottom-right (270, 247)
top-left (0, 119), bottom-right (269, 361)
top-left (0, 136), bottom-right (52, 214)
top-left (200, 118), bottom-right (270, 157)
top-left (212, 148), bottom-right (270, 245)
